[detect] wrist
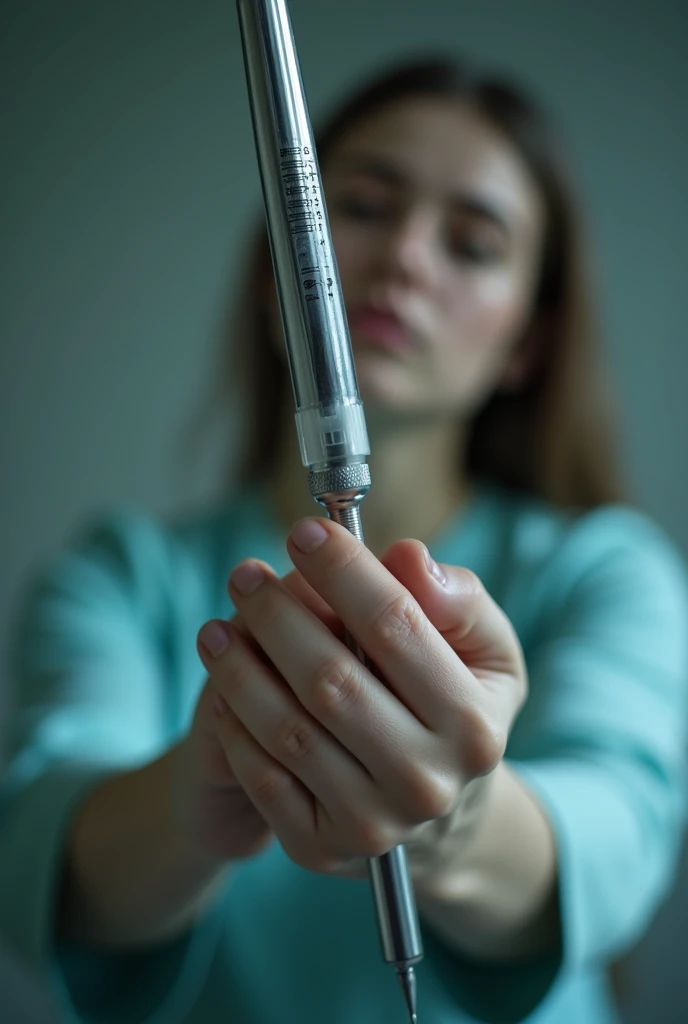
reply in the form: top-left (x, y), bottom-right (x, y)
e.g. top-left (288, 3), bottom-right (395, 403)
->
top-left (408, 765), bottom-right (501, 903)
top-left (410, 761), bottom-right (560, 961)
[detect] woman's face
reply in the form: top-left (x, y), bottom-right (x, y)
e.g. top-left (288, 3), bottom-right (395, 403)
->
top-left (323, 96), bottom-right (545, 419)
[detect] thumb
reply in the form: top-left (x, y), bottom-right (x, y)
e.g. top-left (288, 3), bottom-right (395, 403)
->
top-left (379, 539), bottom-right (525, 683)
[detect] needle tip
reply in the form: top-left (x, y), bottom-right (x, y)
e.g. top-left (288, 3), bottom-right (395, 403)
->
top-left (396, 964), bottom-right (418, 1024)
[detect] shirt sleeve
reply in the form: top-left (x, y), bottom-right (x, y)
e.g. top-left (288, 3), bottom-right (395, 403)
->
top-left (511, 508), bottom-right (688, 971)
top-left (0, 510), bottom-right (223, 1024)
top-left (425, 508), bottom-right (688, 1023)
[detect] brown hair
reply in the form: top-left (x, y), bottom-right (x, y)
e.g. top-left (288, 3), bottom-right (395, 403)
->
top-left (208, 56), bottom-right (625, 510)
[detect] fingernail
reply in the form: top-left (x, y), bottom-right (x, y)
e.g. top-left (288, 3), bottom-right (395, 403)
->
top-left (424, 546), bottom-right (446, 585)
top-left (199, 620), bottom-right (231, 657)
top-left (230, 561), bottom-right (266, 595)
top-left (290, 518), bottom-right (329, 554)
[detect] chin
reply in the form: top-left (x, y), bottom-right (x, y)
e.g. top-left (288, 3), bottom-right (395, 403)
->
top-left (358, 384), bottom-right (448, 427)
top-left (355, 367), bottom-right (417, 412)
top-left (358, 378), bottom-right (472, 430)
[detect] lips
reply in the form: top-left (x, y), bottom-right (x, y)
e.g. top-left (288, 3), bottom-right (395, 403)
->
top-left (347, 305), bottom-right (416, 352)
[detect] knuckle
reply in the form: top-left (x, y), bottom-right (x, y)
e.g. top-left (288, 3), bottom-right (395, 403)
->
top-left (252, 768), bottom-right (288, 805)
top-left (273, 715), bottom-right (320, 763)
top-left (460, 710), bottom-right (506, 777)
top-left (221, 638), bottom-right (271, 698)
top-left (405, 769), bottom-right (459, 822)
top-left (223, 654), bottom-right (252, 695)
top-left (283, 838), bottom-right (336, 875)
top-left (371, 593), bottom-right (424, 651)
top-left (350, 817), bottom-right (394, 859)
top-left (305, 851), bottom-right (340, 875)
top-left (320, 540), bottom-right (363, 578)
top-left (312, 656), bottom-right (362, 716)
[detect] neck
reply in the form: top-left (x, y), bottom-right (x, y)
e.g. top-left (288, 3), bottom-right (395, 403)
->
top-left (270, 406), bottom-right (472, 556)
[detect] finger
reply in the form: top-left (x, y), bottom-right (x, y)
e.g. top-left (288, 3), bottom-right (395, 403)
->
top-left (380, 540), bottom-right (527, 731)
top-left (198, 619), bottom-right (381, 829)
top-left (213, 704), bottom-right (330, 869)
top-left (285, 518), bottom-right (475, 730)
top-left (279, 568), bottom-right (344, 637)
top-left (381, 539), bottom-right (526, 680)
top-left (231, 566), bottom-right (344, 643)
top-left (226, 564), bottom-right (452, 820)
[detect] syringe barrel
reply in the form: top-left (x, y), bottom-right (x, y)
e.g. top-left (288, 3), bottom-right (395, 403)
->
top-left (237, 0), bottom-right (369, 471)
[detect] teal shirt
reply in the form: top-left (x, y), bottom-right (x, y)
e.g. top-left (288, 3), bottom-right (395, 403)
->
top-left (1, 485), bottom-right (687, 1024)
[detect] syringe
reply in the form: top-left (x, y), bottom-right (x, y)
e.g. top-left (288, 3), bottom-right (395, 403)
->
top-left (235, 2), bottom-right (423, 1021)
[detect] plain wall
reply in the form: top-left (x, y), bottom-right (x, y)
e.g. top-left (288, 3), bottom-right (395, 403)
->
top-left (1, 1), bottom-right (687, 1020)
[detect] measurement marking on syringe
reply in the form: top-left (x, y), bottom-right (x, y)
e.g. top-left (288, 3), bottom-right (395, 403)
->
top-left (281, 144), bottom-right (333, 300)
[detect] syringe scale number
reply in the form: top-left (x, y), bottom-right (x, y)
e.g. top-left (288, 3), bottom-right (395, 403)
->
top-left (280, 145), bottom-right (334, 304)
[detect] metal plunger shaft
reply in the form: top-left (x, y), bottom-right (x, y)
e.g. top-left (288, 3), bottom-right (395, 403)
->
top-left (236, 2), bottom-right (423, 1020)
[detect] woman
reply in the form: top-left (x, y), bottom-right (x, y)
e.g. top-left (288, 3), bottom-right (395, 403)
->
top-left (1, 57), bottom-right (686, 1024)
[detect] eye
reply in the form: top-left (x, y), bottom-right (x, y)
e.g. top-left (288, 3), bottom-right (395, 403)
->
top-left (447, 228), bottom-right (504, 266)
top-left (453, 239), bottom-right (499, 264)
top-left (331, 192), bottom-right (394, 223)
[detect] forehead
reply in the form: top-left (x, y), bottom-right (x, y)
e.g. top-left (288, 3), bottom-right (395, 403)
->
top-left (328, 96), bottom-right (542, 228)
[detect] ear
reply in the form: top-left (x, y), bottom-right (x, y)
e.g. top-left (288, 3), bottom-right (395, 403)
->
top-left (498, 312), bottom-right (549, 394)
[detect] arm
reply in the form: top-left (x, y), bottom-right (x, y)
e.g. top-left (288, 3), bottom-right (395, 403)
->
top-left (0, 512), bottom-right (235, 1019)
top-left (58, 743), bottom-right (229, 949)
top-left (414, 760), bottom-right (560, 961)
top-left (414, 508), bottom-right (688, 987)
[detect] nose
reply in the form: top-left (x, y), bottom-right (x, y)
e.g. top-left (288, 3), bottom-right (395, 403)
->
top-left (377, 208), bottom-right (440, 290)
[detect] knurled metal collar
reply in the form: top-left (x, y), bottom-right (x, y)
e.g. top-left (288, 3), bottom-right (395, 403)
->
top-left (308, 462), bottom-right (371, 499)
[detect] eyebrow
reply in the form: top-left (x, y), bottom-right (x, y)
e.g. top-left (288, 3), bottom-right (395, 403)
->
top-left (332, 153), bottom-right (512, 234)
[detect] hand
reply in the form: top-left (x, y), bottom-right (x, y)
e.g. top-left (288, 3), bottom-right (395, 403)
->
top-left (174, 661), bottom-right (274, 863)
top-left (196, 517), bottom-right (527, 880)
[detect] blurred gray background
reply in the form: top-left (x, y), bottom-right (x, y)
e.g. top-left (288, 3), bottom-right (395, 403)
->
top-left (1, 0), bottom-right (686, 1020)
